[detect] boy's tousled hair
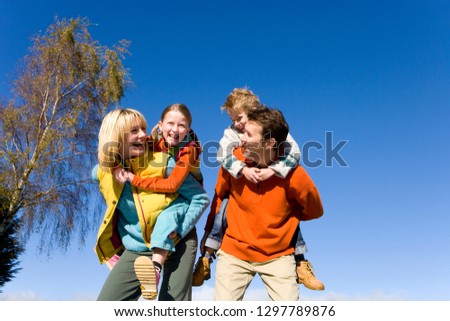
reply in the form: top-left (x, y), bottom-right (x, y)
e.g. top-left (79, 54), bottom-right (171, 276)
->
top-left (221, 87), bottom-right (260, 114)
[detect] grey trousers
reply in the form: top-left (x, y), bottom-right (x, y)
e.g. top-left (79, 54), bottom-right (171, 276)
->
top-left (97, 228), bottom-right (198, 301)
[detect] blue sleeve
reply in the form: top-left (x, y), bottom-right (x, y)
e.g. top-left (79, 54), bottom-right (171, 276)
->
top-left (92, 164), bottom-right (99, 182)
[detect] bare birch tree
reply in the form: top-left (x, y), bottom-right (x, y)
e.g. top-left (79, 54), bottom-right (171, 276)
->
top-left (0, 17), bottom-right (131, 285)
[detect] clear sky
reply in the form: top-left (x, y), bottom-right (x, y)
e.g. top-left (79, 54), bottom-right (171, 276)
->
top-left (1, 0), bottom-right (449, 301)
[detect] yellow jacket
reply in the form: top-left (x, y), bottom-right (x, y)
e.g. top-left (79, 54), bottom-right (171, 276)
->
top-left (94, 151), bottom-right (177, 264)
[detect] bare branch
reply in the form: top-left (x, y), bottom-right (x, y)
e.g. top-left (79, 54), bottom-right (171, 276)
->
top-left (0, 16), bottom-right (131, 261)
top-left (22, 179), bottom-right (94, 209)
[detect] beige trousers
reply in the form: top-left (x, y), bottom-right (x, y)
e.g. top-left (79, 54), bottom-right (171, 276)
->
top-left (214, 249), bottom-right (299, 301)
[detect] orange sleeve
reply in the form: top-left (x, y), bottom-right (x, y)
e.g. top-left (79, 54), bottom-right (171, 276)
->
top-left (131, 146), bottom-right (198, 193)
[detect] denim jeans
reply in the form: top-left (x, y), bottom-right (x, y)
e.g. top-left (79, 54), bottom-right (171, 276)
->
top-left (294, 226), bottom-right (308, 255)
top-left (204, 197), bottom-right (307, 254)
top-left (204, 198), bottom-right (228, 250)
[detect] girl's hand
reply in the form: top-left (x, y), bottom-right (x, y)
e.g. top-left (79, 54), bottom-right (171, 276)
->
top-left (113, 167), bottom-right (134, 184)
top-left (123, 170), bottom-right (134, 183)
top-left (113, 167), bottom-right (126, 184)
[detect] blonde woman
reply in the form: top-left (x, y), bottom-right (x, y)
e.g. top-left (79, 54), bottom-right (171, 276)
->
top-left (94, 108), bottom-right (208, 301)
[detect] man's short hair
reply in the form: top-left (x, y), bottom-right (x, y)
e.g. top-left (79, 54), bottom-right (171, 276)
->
top-left (247, 106), bottom-right (289, 151)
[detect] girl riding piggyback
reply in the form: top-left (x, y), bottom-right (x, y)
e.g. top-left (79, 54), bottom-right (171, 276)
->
top-left (113, 103), bottom-right (209, 300)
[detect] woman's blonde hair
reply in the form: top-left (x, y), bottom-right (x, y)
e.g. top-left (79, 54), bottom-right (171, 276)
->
top-left (98, 108), bottom-right (147, 170)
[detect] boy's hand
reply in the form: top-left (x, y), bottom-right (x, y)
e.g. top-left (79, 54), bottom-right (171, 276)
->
top-left (257, 168), bottom-right (276, 181)
top-left (242, 167), bottom-right (275, 183)
top-left (242, 167), bottom-right (260, 184)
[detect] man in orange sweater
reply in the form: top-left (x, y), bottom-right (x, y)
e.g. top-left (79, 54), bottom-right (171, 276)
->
top-left (204, 106), bottom-right (323, 300)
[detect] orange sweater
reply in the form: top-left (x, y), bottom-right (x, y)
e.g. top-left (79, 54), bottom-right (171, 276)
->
top-left (205, 152), bottom-right (323, 262)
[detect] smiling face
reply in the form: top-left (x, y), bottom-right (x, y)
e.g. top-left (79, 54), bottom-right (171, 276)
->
top-left (158, 110), bottom-right (190, 147)
top-left (240, 120), bottom-right (265, 163)
top-left (122, 120), bottom-right (147, 160)
top-left (228, 109), bottom-right (249, 132)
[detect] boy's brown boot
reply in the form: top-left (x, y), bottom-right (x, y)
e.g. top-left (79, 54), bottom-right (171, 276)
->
top-left (192, 257), bottom-right (211, 286)
top-left (296, 260), bottom-right (325, 291)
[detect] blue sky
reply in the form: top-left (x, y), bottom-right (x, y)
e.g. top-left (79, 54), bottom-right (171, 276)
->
top-left (1, 0), bottom-right (449, 301)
